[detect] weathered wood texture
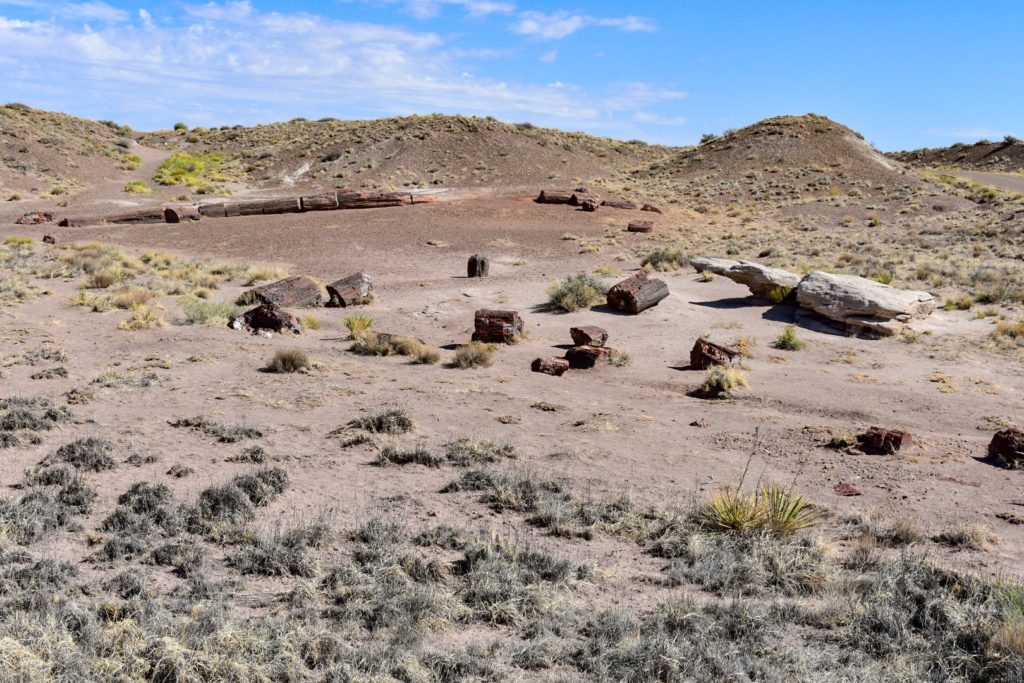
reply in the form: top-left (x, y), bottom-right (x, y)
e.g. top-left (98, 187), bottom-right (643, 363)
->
top-left (326, 272), bottom-right (373, 307)
top-left (163, 206), bottom-right (201, 223)
top-left (690, 338), bottom-right (738, 369)
top-left (565, 346), bottom-right (613, 369)
top-left (472, 309), bottom-right (523, 344)
top-left (569, 326), bottom-right (608, 348)
top-left (627, 220), bottom-right (654, 233)
top-left (859, 427), bottom-right (912, 454)
top-left (606, 272), bottom-right (669, 314)
top-left (467, 255), bottom-right (489, 278)
top-left (535, 190), bottom-right (574, 204)
top-left (531, 357), bottom-right (570, 376)
top-left (229, 303), bottom-right (303, 335)
top-left (248, 275), bottom-right (324, 308)
top-left (58, 208), bottom-right (165, 227)
top-left (301, 193), bottom-right (340, 212)
top-left (601, 199), bottom-right (637, 210)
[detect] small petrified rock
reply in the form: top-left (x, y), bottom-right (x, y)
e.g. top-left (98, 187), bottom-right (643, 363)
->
top-left (606, 272), bottom-right (669, 314)
top-left (858, 427), bottom-right (912, 454)
top-left (989, 428), bottom-right (1024, 466)
top-left (569, 325), bottom-right (608, 347)
top-left (472, 309), bottom-right (523, 344)
top-left (627, 220), bottom-right (653, 233)
top-left (640, 203), bottom-right (662, 213)
top-left (229, 303), bottom-right (302, 335)
top-left (326, 273), bottom-right (373, 307)
top-left (579, 199), bottom-right (599, 212)
top-left (690, 338), bottom-right (738, 370)
top-left (565, 346), bottom-right (613, 369)
top-left (467, 255), bottom-right (489, 278)
top-left (531, 357), bottom-right (569, 376)
top-left (833, 482), bottom-right (863, 496)
top-left (42, 235), bottom-right (56, 244)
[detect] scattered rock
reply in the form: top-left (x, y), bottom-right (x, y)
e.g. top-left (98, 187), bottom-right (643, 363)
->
top-left (531, 357), bottom-right (569, 376)
top-left (689, 419), bottom-right (710, 428)
top-left (467, 254), bottom-right (489, 278)
top-left (690, 338), bottom-right (738, 369)
top-left (15, 211), bottom-right (52, 225)
top-left (989, 428), bottom-right (1024, 467)
top-left (627, 220), bottom-right (654, 233)
top-left (606, 272), bottom-right (669, 314)
top-left (858, 427), bottom-right (912, 454)
top-left (229, 303), bottom-right (303, 335)
top-left (42, 234), bottom-right (56, 244)
top-left (795, 271), bottom-right (936, 336)
top-left (535, 190), bottom-right (574, 204)
top-left (569, 325), bottom-right (608, 347)
top-left (472, 309), bottom-right (523, 344)
top-left (326, 273), bottom-right (373, 307)
top-left (248, 275), bottom-right (324, 308)
top-left (640, 203), bottom-right (662, 213)
top-left (833, 482), bottom-right (863, 496)
top-left (601, 199), bottom-right (637, 210)
top-left (565, 346), bottom-right (613, 369)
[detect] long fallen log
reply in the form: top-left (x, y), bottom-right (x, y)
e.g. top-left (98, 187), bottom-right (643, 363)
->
top-left (58, 208), bottom-right (165, 227)
top-left (247, 276), bottom-right (324, 308)
top-left (301, 193), bottom-right (340, 211)
top-left (163, 206), bottom-right (201, 223)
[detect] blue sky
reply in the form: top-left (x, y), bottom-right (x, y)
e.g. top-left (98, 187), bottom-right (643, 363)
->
top-left (0, 1), bottom-right (1020, 150)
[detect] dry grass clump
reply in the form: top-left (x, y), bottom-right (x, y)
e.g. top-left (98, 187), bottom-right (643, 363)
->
top-left (342, 314), bottom-right (373, 338)
top-left (445, 438), bottom-right (520, 466)
top-left (123, 179), bottom-right (151, 194)
top-left (641, 247), bottom-right (687, 271)
top-left (264, 348), bottom-right (311, 373)
top-left (169, 415), bottom-right (263, 442)
top-left (178, 297), bottom-right (241, 326)
top-left (350, 330), bottom-right (431, 359)
top-left (346, 408), bottom-right (413, 435)
top-left (450, 342), bottom-right (495, 368)
top-left (773, 324), bottom-right (805, 350)
top-left (547, 272), bottom-right (608, 312)
top-left (229, 520), bottom-right (331, 577)
top-left (44, 437), bottom-right (117, 472)
top-left (0, 396), bottom-right (72, 447)
top-left (374, 444), bottom-right (442, 467)
top-left (117, 304), bottom-right (167, 331)
top-left (933, 523), bottom-right (998, 551)
top-left (698, 366), bottom-right (749, 398)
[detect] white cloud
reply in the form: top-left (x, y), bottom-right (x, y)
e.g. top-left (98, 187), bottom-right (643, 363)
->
top-left (539, 49), bottom-right (557, 63)
top-left (62, 1), bottom-right (127, 22)
top-left (927, 127), bottom-right (1004, 140)
top-left (512, 10), bottom-right (655, 40)
top-left (634, 111), bottom-right (687, 126)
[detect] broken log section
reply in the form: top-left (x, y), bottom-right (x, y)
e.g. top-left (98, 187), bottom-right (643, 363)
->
top-left (606, 272), bottom-right (669, 314)
top-left (326, 272), bottom-right (373, 307)
top-left (163, 206), bottom-right (201, 223)
top-left (535, 190), bottom-right (574, 204)
top-left (627, 220), bottom-right (654, 233)
top-left (467, 255), bottom-right (489, 278)
top-left (247, 275), bottom-right (324, 308)
top-left (472, 309), bottom-right (523, 344)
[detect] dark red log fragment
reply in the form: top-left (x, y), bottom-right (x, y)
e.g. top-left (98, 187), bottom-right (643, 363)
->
top-left (569, 326), bottom-right (608, 348)
top-left (472, 309), bottom-right (523, 344)
top-left (531, 357), bottom-right (569, 376)
top-left (468, 255), bottom-right (489, 278)
top-left (690, 338), bottom-right (738, 370)
top-left (606, 272), bottom-right (669, 314)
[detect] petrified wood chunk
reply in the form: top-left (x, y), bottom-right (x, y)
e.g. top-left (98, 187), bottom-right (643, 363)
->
top-left (690, 338), bottom-right (738, 370)
top-left (569, 326), bottom-right (608, 347)
top-left (606, 272), bottom-right (669, 314)
top-left (531, 358), bottom-right (569, 376)
top-left (248, 276), bottom-right (324, 308)
top-left (472, 309), bottom-right (523, 344)
top-left (326, 273), bottom-right (373, 307)
top-left (468, 255), bottom-right (489, 278)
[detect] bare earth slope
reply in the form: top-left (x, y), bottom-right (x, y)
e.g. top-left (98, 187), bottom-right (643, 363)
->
top-left (892, 137), bottom-right (1024, 173)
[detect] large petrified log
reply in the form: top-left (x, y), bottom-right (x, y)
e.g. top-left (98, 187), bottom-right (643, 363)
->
top-left (229, 303), bottom-right (302, 335)
top-left (326, 273), bottom-right (373, 307)
top-left (58, 208), bottom-right (165, 227)
top-left (247, 275), bottom-right (324, 308)
top-left (535, 190), bottom-right (574, 204)
top-left (796, 271), bottom-right (936, 336)
top-left (690, 338), bottom-right (738, 369)
top-left (301, 193), bottom-right (340, 212)
top-left (570, 326), bottom-right (608, 347)
top-left (260, 198), bottom-right (303, 215)
top-left (989, 428), bottom-right (1024, 467)
top-left (197, 202), bottom-right (240, 218)
top-left (627, 220), bottom-right (654, 233)
top-left (467, 255), bottom-right (489, 278)
top-left (606, 272), bottom-right (669, 314)
top-left (601, 199), bottom-right (637, 210)
top-left (472, 309), bottom-right (523, 344)
top-left (336, 191), bottom-right (407, 209)
top-left (163, 206), bottom-right (201, 223)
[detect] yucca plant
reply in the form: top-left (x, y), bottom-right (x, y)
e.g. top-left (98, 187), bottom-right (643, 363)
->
top-left (698, 488), bottom-right (765, 533)
top-left (760, 484), bottom-right (819, 534)
top-left (343, 315), bottom-right (373, 339)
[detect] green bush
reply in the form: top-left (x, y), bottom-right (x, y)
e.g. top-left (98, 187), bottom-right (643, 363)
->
top-left (547, 272), bottom-right (608, 312)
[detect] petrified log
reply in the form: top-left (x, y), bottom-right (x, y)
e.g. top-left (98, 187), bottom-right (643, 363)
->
top-left (326, 272), bottom-right (373, 307)
top-left (472, 309), bottom-right (523, 344)
top-left (229, 303), bottom-right (302, 335)
top-left (467, 255), bottom-right (489, 278)
top-left (531, 357), bottom-right (569, 376)
top-left (579, 199), bottom-right (598, 212)
top-left (690, 338), bottom-right (737, 370)
top-left (336, 191), bottom-right (408, 209)
top-left (248, 276), bottom-right (324, 308)
top-left (570, 193), bottom-right (600, 207)
top-left (301, 193), bottom-right (340, 212)
top-left (16, 211), bottom-right (52, 225)
top-left (163, 206), bottom-right (200, 223)
top-left (989, 428), bottom-right (1024, 466)
top-left (199, 203), bottom-right (227, 218)
top-left (535, 190), bottom-right (574, 204)
top-left (606, 272), bottom-right (669, 314)
top-left (569, 325), bottom-right (608, 347)
top-left (259, 198), bottom-right (303, 215)
top-left (601, 199), bottom-right (637, 210)
top-left (237, 200), bottom-right (266, 217)
top-left (627, 220), bottom-right (654, 233)
top-left (57, 209), bottom-right (166, 227)
top-left (565, 346), bottom-right (613, 369)
top-left (858, 427), bottom-right (912, 454)
top-left (640, 204), bottom-right (662, 213)
top-left (42, 235), bottom-right (56, 244)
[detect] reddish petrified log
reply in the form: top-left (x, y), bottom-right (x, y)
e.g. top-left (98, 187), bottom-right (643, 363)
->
top-left (990, 428), bottom-right (1024, 466)
top-left (601, 199), bottom-right (637, 210)
top-left (606, 272), bottom-right (669, 314)
top-left (569, 325), bottom-right (608, 347)
top-left (565, 346), bottom-right (613, 369)
top-left (858, 427), bottom-right (912, 454)
top-left (472, 309), bottom-right (523, 344)
top-left (627, 220), bottom-right (654, 233)
top-left (163, 206), bottom-right (200, 223)
top-left (535, 190), bottom-right (574, 204)
top-left (531, 357), bottom-right (569, 376)
top-left (690, 338), bottom-right (738, 370)
top-left (300, 193), bottom-right (340, 212)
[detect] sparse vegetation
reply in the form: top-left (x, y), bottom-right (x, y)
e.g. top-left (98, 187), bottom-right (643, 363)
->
top-left (547, 272), bottom-right (608, 312)
top-left (264, 348), bottom-right (311, 373)
top-left (642, 247), bottom-right (687, 271)
top-left (450, 342), bottom-right (495, 368)
top-left (698, 366), bottom-right (749, 398)
top-left (347, 408), bottom-right (413, 435)
top-left (123, 179), bottom-right (152, 194)
top-left (773, 324), bottom-right (806, 350)
top-left (169, 415), bottom-right (263, 442)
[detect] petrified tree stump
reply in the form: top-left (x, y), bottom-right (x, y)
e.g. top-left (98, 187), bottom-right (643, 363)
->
top-left (531, 358), bottom-right (569, 376)
top-left (989, 428), bottom-right (1024, 466)
top-left (858, 427), bottom-right (912, 454)
top-left (467, 255), bottom-right (489, 278)
top-left (248, 275), bottom-right (324, 308)
top-left (570, 326), bottom-right (608, 347)
top-left (627, 220), bottom-right (654, 233)
top-left (565, 346), bottom-right (613, 369)
top-left (606, 272), bottom-right (669, 314)
top-left (472, 309), bottom-right (523, 344)
top-left (163, 206), bottom-right (200, 223)
top-left (535, 190), bottom-right (574, 204)
top-left (326, 272), bottom-right (373, 307)
top-left (690, 338), bottom-right (738, 369)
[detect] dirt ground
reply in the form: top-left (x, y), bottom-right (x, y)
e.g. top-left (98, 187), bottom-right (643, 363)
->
top-left (3, 188), bottom-right (1022, 588)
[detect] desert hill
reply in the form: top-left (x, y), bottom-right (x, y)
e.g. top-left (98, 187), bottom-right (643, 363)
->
top-left (628, 114), bottom-right (924, 205)
top-left (139, 114), bottom-right (676, 193)
top-left (0, 104), bottom-right (140, 196)
top-left (891, 136), bottom-right (1024, 173)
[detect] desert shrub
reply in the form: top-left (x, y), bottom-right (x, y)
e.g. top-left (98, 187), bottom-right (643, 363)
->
top-left (547, 272), bottom-right (608, 312)
top-left (450, 342), bottom-right (494, 368)
top-left (347, 409), bottom-right (413, 435)
top-left (229, 445), bottom-right (269, 463)
top-left (342, 314), bottom-right (373, 338)
top-left (943, 293), bottom-right (975, 311)
top-left (56, 476), bottom-right (97, 515)
top-left (413, 345), bottom-right (442, 364)
top-left (641, 248), bottom-right (687, 271)
top-left (0, 396), bottom-right (71, 435)
top-left (773, 324), bottom-right (805, 350)
top-left (3, 236), bottom-right (33, 245)
top-left (173, 122), bottom-right (188, 131)
top-left (154, 151), bottom-right (227, 188)
top-left (123, 180), bottom-right (152, 194)
top-left (243, 265), bottom-right (288, 286)
top-left (230, 521), bottom-right (331, 577)
top-left (118, 304), bottom-right (166, 330)
top-left (609, 350), bottom-right (632, 367)
top-left (698, 488), bottom-right (765, 533)
top-left (375, 445), bottom-right (442, 467)
top-left (179, 297), bottom-right (240, 326)
top-left (349, 331), bottom-right (424, 357)
top-left (264, 348), bottom-right (311, 373)
top-left (445, 439), bottom-right (519, 466)
top-left (933, 523), bottom-right (997, 551)
top-left (46, 437), bottom-right (116, 471)
top-left (0, 490), bottom-right (75, 544)
top-left (169, 415), bottom-right (263, 442)
top-left (300, 315), bottom-right (322, 330)
top-left (151, 540), bottom-right (205, 577)
top-left (698, 366), bottom-right (748, 398)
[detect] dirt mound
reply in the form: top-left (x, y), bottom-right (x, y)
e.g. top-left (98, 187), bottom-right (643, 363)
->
top-left (629, 114), bottom-right (924, 204)
top-left (140, 114), bottom-right (675, 193)
top-left (891, 137), bottom-right (1024, 173)
top-left (0, 104), bottom-right (138, 197)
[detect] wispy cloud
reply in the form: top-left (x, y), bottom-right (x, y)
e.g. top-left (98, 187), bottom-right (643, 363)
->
top-left (512, 10), bottom-right (655, 40)
top-left (634, 111), bottom-right (687, 126)
top-left (927, 127), bottom-right (1004, 141)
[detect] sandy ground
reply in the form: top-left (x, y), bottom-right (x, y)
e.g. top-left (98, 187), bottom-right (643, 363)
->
top-left (944, 170), bottom-right (1024, 193)
top-left (3, 190), bottom-right (1024, 593)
